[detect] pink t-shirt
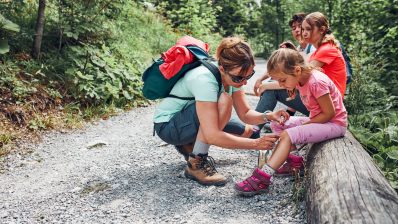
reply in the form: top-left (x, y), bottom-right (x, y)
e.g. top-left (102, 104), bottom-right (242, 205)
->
top-left (297, 70), bottom-right (348, 127)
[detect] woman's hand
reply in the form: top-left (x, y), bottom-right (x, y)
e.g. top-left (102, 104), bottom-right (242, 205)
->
top-left (254, 134), bottom-right (279, 150)
top-left (266, 109), bottom-right (290, 125)
top-left (257, 83), bottom-right (268, 96)
top-left (257, 82), bottom-right (285, 96)
top-left (253, 78), bottom-right (263, 96)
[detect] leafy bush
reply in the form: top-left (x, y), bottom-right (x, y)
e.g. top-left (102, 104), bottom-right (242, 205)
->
top-left (349, 111), bottom-right (398, 190)
top-left (346, 52), bottom-right (398, 190)
top-left (0, 14), bottom-right (20, 54)
top-left (63, 44), bottom-right (143, 106)
top-left (345, 56), bottom-right (390, 114)
top-left (156, 0), bottom-right (218, 37)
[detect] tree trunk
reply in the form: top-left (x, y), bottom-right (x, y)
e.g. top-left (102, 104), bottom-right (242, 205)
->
top-left (275, 0), bottom-right (281, 48)
top-left (327, 0), bottom-right (333, 24)
top-left (32, 0), bottom-right (46, 59)
top-left (306, 132), bottom-right (398, 224)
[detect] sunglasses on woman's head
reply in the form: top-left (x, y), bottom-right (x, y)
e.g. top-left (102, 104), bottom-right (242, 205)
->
top-left (225, 70), bottom-right (256, 83)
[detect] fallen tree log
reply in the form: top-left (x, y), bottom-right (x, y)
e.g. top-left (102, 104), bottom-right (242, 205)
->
top-left (306, 132), bottom-right (398, 224)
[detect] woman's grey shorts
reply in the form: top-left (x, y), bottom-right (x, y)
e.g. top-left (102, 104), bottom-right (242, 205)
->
top-left (154, 102), bottom-right (248, 146)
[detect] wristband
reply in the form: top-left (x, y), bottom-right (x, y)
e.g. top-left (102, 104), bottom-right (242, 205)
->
top-left (262, 110), bottom-right (272, 122)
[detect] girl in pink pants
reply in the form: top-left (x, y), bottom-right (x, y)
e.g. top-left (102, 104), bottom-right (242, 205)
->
top-left (235, 47), bottom-right (347, 197)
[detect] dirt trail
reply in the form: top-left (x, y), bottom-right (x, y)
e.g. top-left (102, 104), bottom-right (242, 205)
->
top-left (0, 58), bottom-right (306, 224)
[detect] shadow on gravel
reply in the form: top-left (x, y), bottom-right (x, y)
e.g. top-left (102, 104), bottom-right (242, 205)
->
top-left (210, 158), bottom-right (240, 167)
top-left (75, 146), bottom-right (304, 223)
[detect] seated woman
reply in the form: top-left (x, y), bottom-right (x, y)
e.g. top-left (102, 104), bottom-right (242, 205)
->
top-left (153, 37), bottom-right (288, 186)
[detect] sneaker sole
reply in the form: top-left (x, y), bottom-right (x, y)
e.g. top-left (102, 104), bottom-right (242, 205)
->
top-left (184, 170), bottom-right (227, 186)
top-left (234, 185), bottom-right (269, 197)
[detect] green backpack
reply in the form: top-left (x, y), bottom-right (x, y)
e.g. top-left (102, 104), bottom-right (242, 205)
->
top-left (142, 45), bottom-right (221, 100)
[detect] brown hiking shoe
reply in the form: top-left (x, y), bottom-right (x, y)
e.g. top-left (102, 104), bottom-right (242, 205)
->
top-left (184, 153), bottom-right (227, 186)
top-left (174, 143), bottom-right (194, 161)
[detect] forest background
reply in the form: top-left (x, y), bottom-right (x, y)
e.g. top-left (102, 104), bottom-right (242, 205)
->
top-left (0, 0), bottom-right (397, 190)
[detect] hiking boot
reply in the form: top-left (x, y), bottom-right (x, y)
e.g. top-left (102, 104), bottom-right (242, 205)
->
top-left (174, 143), bottom-right (194, 161)
top-left (275, 153), bottom-right (304, 177)
top-left (234, 168), bottom-right (272, 197)
top-left (184, 153), bottom-right (227, 186)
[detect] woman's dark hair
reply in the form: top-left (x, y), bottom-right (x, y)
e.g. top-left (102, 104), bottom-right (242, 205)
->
top-left (288, 12), bottom-right (307, 27)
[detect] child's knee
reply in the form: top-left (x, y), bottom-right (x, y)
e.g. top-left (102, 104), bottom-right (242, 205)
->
top-left (280, 131), bottom-right (292, 143)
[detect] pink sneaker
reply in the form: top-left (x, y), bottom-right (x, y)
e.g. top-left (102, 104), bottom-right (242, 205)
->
top-left (234, 168), bottom-right (272, 197)
top-left (275, 154), bottom-right (304, 177)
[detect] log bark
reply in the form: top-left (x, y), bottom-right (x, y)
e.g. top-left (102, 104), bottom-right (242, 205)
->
top-left (306, 132), bottom-right (398, 224)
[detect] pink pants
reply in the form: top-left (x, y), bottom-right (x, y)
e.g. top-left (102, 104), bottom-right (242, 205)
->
top-left (270, 116), bottom-right (347, 145)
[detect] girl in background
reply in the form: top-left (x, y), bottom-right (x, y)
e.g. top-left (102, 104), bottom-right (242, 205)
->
top-left (235, 48), bottom-right (347, 196)
top-left (302, 12), bottom-right (347, 96)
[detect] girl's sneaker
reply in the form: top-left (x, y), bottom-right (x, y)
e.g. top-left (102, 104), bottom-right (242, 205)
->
top-left (234, 168), bottom-right (272, 197)
top-left (275, 153), bottom-right (304, 177)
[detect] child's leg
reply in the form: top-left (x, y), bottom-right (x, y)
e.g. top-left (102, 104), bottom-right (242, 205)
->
top-left (270, 116), bottom-right (310, 135)
top-left (284, 122), bottom-right (347, 145)
top-left (269, 122), bottom-right (346, 170)
top-left (235, 129), bottom-right (296, 196)
top-left (272, 122), bottom-right (346, 177)
top-left (267, 131), bottom-right (292, 170)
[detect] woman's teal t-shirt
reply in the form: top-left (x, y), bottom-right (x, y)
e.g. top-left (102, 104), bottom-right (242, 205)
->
top-left (153, 63), bottom-right (240, 123)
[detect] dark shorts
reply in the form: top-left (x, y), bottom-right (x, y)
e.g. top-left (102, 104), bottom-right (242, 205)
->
top-left (154, 102), bottom-right (248, 146)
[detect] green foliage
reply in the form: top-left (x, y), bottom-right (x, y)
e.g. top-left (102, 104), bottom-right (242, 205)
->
top-left (28, 115), bottom-right (47, 130)
top-left (333, 0), bottom-right (398, 189)
top-left (0, 1), bottom-right (38, 52)
top-left (0, 131), bottom-right (15, 149)
top-left (349, 111), bottom-right (398, 190)
top-left (246, 0), bottom-right (307, 56)
top-left (344, 57), bottom-right (390, 114)
top-left (213, 0), bottom-right (258, 37)
top-left (0, 14), bottom-right (20, 32)
top-left (0, 62), bottom-right (37, 102)
top-left (0, 14), bottom-right (20, 54)
top-left (2, 1), bottom-right (182, 107)
top-left (155, 0), bottom-right (218, 37)
top-left (346, 48), bottom-right (398, 191)
top-left (63, 44), bottom-right (143, 105)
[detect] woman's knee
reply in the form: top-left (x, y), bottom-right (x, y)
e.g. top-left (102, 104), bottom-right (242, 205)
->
top-left (218, 92), bottom-right (233, 116)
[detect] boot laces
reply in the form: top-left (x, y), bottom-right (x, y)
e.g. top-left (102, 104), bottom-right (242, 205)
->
top-left (198, 155), bottom-right (217, 176)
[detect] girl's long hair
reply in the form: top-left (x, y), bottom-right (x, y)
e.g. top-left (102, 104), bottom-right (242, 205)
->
top-left (304, 12), bottom-right (340, 49)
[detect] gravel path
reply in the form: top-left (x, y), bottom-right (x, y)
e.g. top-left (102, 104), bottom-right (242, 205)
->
top-left (0, 59), bottom-right (306, 224)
